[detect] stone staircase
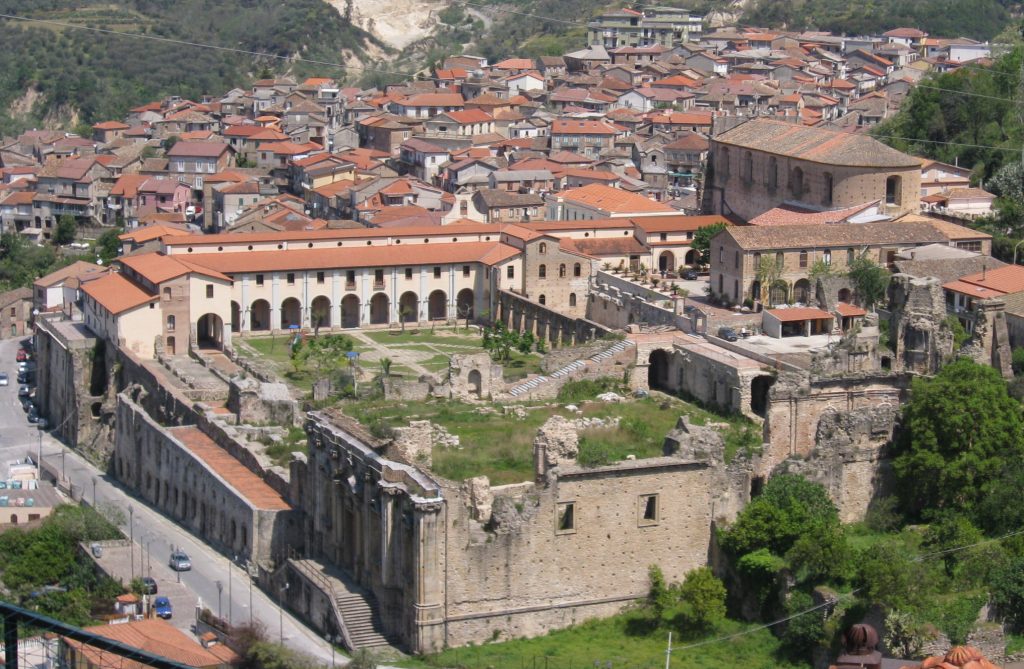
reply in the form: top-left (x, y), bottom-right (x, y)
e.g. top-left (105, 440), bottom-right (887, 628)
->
top-left (289, 558), bottom-right (396, 650)
top-left (508, 339), bottom-right (635, 398)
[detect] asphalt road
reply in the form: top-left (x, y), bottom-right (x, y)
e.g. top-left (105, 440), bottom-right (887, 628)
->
top-left (0, 337), bottom-right (342, 665)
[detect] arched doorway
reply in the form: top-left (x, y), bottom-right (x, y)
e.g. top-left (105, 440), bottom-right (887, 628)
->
top-left (341, 294), bottom-right (360, 328)
top-left (648, 349), bottom-right (671, 391)
top-left (684, 249), bottom-right (697, 266)
top-left (467, 369), bottom-right (482, 398)
top-left (769, 280), bottom-right (788, 306)
top-left (428, 290), bottom-right (447, 320)
top-left (369, 293), bottom-right (389, 325)
top-left (838, 287), bottom-right (851, 303)
top-left (793, 279), bottom-right (811, 304)
top-left (456, 288), bottom-right (474, 321)
top-left (658, 251), bottom-right (675, 274)
top-left (750, 375), bottom-right (775, 418)
top-left (230, 301), bottom-right (240, 333)
top-left (399, 291), bottom-right (418, 323)
top-left (166, 336), bottom-right (176, 356)
top-left (196, 313), bottom-right (225, 349)
top-left (281, 297), bottom-right (301, 329)
top-left (250, 299), bottom-right (270, 331)
top-left (310, 296), bottom-right (331, 331)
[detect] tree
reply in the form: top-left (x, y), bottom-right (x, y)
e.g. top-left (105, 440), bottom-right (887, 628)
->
top-left (883, 609), bottom-right (927, 659)
top-left (856, 541), bottom-right (936, 611)
top-left (719, 474), bottom-right (840, 557)
top-left (893, 358), bottom-right (1024, 519)
top-left (398, 303), bottom-right (414, 333)
top-left (785, 523), bottom-right (850, 584)
top-left (675, 567), bottom-right (726, 634)
top-left (378, 357), bottom-right (392, 378)
top-left (95, 228), bottom-right (122, 265)
top-left (847, 255), bottom-right (889, 310)
top-left (992, 556), bottom-right (1024, 632)
top-left (691, 222), bottom-right (727, 266)
top-left (779, 591), bottom-right (828, 659)
top-left (292, 334), bottom-right (353, 383)
top-left (243, 642), bottom-right (318, 669)
top-left (54, 215), bottom-right (77, 246)
top-left (808, 259), bottom-right (834, 283)
top-left (755, 254), bottom-right (782, 305)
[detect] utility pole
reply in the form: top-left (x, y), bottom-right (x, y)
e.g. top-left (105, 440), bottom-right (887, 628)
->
top-left (128, 505), bottom-right (135, 581)
top-left (664, 631), bottom-right (673, 669)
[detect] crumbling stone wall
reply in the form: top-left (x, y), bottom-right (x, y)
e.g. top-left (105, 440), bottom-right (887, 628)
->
top-left (227, 376), bottom-right (298, 425)
top-left (969, 298), bottom-right (1013, 379)
top-left (888, 274), bottom-right (955, 375)
top-left (450, 352), bottom-right (502, 400)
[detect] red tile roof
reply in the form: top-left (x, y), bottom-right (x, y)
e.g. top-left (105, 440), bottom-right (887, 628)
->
top-left (559, 184), bottom-right (676, 214)
top-left (82, 272), bottom-right (157, 315)
top-left (834, 302), bottom-right (866, 317)
top-left (767, 307), bottom-right (834, 322)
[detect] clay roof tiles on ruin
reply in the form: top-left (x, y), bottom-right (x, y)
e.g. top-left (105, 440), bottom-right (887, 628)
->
top-left (724, 221), bottom-right (948, 251)
top-left (714, 118), bottom-right (920, 168)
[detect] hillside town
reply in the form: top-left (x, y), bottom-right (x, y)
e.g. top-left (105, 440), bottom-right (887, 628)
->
top-left (0, 8), bottom-right (1021, 669)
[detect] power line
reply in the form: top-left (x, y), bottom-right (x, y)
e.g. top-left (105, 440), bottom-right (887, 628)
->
top-left (915, 83), bottom-right (1017, 102)
top-left (867, 133), bottom-right (1022, 152)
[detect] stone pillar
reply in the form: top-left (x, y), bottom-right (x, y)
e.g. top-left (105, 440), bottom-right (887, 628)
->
top-left (359, 268), bottom-right (370, 325)
top-left (332, 271), bottom-right (342, 329)
top-left (380, 488), bottom-right (399, 587)
top-left (411, 502), bottom-right (445, 653)
top-left (390, 267), bottom-right (399, 324)
top-left (241, 276), bottom-right (251, 332)
top-left (448, 266), bottom-right (457, 322)
top-left (271, 274), bottom-right (281, 330)
top-left (301, 272), bottom-right (311, 328)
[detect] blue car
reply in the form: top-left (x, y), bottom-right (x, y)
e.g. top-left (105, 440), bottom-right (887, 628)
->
top-left (153, 596), bottom-right (172, 619)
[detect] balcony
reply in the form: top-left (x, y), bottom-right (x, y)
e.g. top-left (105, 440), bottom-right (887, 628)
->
top-left (373, 281), bottom-right (385, 290)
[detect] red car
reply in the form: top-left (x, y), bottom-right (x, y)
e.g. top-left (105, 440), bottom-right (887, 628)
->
top-left (15, 349), bottom-right (27, 362)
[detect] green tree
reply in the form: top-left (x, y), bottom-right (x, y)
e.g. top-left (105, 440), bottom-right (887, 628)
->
top-left (647, 564), bottom-right (674, 622)
top-left (992, 556), bottom-right (1024, 632)
top-left (921, 514), bottom-right (983, 579)
top-left (883, 609), bottom-right (927, 659)
top-left (95, 228), bottom-right (122, 265)
top-left (690, 222), bottom-right (728, 266)
top-left (378, 357), bottom-right (393, 379)
top-left (893, 358), bottom-right (1024, 519)
top-left (755, 254), bottom-right (782, 305)
top-left (808, 259), bottom-right (835, 283)
top-left (779, 591), bottom-right (828, 659)
top-left (785, 523), bottom-right (850, 584)
top-left (675, 567), bottom-right (726, 634)
top-left (54, 215), bottom-right (77, 246)
top-left (292, 334), bottom-right (353, 383)
top-left (847, 255), bottom-right (890, 310)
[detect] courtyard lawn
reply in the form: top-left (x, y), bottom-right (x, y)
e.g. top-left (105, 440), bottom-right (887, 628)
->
top-left (404, 609), bottom-right (809, 669)
top-left (343, 393), bottom-right (751, 485)
top-left (364, 329), bottom-right (484, 347)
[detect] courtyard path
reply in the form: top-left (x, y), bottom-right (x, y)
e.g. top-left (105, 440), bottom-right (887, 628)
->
top-left (347, 330), bottom-right (433, 377)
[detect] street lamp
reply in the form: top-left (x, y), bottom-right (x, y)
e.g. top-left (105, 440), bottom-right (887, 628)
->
top-left (216, 580), bottom-right (224, 620)
top-left (279, 582), bottom-right (289, 645)
top-left (128, 505), bottom-right (135, 581)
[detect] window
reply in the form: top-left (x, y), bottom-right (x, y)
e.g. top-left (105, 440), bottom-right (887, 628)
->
top-left (847, 248), bottom-right (855, 265)
top-left (316, 271), bottom-right (325, 284)
top-left (569, 293), bottom-right (577, 307)
top-left (346, 270), bottom-right (356, 286)
top-left (718, 247), bottom-right (724, 264)
top-left (433, 266), bottom-right (442, 279)
top-left (823, 172), bottom-right (834, 206)
top-left (462, 265), bottom-right (470, 277)
top-left (718, 274), bottom-right (723, 293)
top-left (639, 494), bottom-right (659, 525)
top-left (573, 263), bottom-right (582, 277)
top-left (166, 315), bottom-right (176, 331)
top-left (507, 266), bottom-right (514, 279)
top-left (734, 251), bottom-right (739, 270)
top-left (776, 251), bottom-right (784, 268)
top-left (660, 232), bottom-right (668, 241)
top-left (539, 242), bottom-right (547, 254)
top-left (460, 200), bottom-right (468, 216)
top-left (558, 264), bottom-right (566, 278)
top-left (886, 175), bottom-right (902, 206)
top-left (799, 250), bottom-right (808, 268)
top-left (539, 294), bottom-right (546, 305)
top-left (255, 274), bottom-right (264, 286)
top-left (743, 151), bottom-right (753, 183)
top-left (374, 269), bottom-right (384, 285)
top-left (538, 264), bottom-right (547, 278)
top-left (823, 250), bottom-right (832, 265)
top-left (790, 166), bottom-right (804, 199)
top-left (767, 156), bottom-right (778, 189)
top-left (556, 501), bottom-right (575, 533)
top-left (9, 307), bottom-right (14, 317)
top-left (205, 285), bottom-right (213, 298)
top-left (753, 252), bottom-right (761, 267)
top-left (405, 268), bottom-right (413, 280)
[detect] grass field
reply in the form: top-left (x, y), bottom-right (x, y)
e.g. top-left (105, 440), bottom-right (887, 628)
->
top-left (402, 609), bottom-right (809, 669)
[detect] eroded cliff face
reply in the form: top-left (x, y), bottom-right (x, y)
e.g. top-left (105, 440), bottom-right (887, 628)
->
top-left (326, 0), bottom-right (448, 50)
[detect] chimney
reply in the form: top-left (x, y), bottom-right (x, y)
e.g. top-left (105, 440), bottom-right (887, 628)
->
top-left (982, 263), bottom-right (987, 281)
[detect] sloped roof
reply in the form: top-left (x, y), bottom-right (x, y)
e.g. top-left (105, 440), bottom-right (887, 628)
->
top-left (81, 272), bottom-right (156, 315)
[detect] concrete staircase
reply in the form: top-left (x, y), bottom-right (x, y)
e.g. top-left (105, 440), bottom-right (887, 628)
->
top-left (508, 339), bottom-right (635, 398)
top-left (289, 558), bottom-right (396, 650)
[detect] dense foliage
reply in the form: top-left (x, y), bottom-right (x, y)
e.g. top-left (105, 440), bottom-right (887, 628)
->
top-left (0, 232), bottom-right (76, 292)
top-left (743, 0), bottom-right (1015, 41)
top-left (892, 358), bottom-right (1024, 520)
top-left (0, 0), bottom-right (379, 134)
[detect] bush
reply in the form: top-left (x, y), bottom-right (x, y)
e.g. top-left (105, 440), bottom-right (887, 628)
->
top-left (864, 496), bottom-right (903, 533)
top-left (675, 567), bottom-right (727, 634)
top-left (1013, 347), bottom-right (1024, 375)
top-left (992, 556), bottom-right (1024, 632)
top-left (779, 591), bottom-right (827, 659)
top-left (556, 377), bottom-right (619, 403)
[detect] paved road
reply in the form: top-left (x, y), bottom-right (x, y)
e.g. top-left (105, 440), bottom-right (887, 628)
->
top-left (0, 337), bottom-right (342, 665)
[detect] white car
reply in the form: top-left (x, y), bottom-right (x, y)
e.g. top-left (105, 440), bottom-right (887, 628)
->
top-left (0, 373), bottom-right (8, 386)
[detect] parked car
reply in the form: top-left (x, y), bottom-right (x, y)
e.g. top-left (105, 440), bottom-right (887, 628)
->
top-left (717, 326), bottom-right (739, 342)
top-left (168, 550), bottom-right (191, 571)
top-left (681, 269), bottom-right (699, 281)
top-left (0, 373), bottom-right (8, 386)
top-left (141, 577), bottom-right (158, 595)
top-left (17, 361), bottom-right (33, 373)
top-left (153, 596), bottom-right (172, 619)
top-left (16, 349), bottom-right (26, 362)
top-left (27, 408), bottom-right (39, 424)
top-left (16, 371), bottom-right (32, 384)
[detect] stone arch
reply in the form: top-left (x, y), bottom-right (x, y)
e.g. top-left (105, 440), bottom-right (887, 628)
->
top-left (750, 375), bottom-right (775, 418)
top-left (467, 369), bottom-right (482, 398)
top-left (456, 288), bottom-right (474, 320)
top-left (281, 297), bottom-right (301, 329)
top-left (648, 349), bottom-right (671, 391)
top-left (196, 313), bottom-right (225, 349)
top-left (341, 294), bottom-right (360, 328)
top-left (658, 250), bottom-right (675, 273)
top-left (838, 287), bottom-right (851, 303)
top-left (428, 290), bottom-right (447, 320)
top-left (684, 249), bottom-right (697, 265)
top-left (399, 291), bottom-right (419, 322)
top-left (310, 295), bottom-right (332, 330)
top-left (230, 301), bottom-right (241, 333)
top-left (793, 278), bottom-right (812, 304)
top-left (569, 293), bottom-right (577, 307)
top-left (369, 293), bottom-right (389, 325)
top-left (769, 280), bottom-right (788, 306)
top-left (250, 299), bottom-right (271, 331)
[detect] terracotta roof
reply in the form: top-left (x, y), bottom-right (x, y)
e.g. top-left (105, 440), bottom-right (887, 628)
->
top-left (724, 221), bottom-right (948, 251)
top-left (34, 260), bottom-right (104, 288)
top-left (558, 184), bottom-right (676, 214)
top-left (897, 214), bottom-right (991, 240)
top-left (395, 93), bottom-right (465, 107)
top-left (750, 201), bottom-right (878, 226)
top-left (183, 241), bottom-right (521, 274)
top-left (551, 119), bottom-right (620, 136)
top-left (897, 645), bottom-right (1000, 669)
top-left (119, 223), bottom-right (192, 244)
top-left (569, 236), bottom-right (647, 256)
top-left (834, 302), bottom-right (866, 317)
top-left (0, 191), bottom-right (35, 206)
top-left (942, 279), bottom-right (1005, 299)
top-left (93, 121), bottom-right (130, 130)
top-left (69, 619), bottom-right (231, 669)
top-left (714, 118), bottom-right (920, 168)
top-left (494, 58), bottom-right (535, 70)
top-left (767, 307), bottom-right (833, 321)
top-left (119, 252), bottom-right (231, 284)
top-left (957, 264), bottom-right (1024, 295)
top-left (631, 214), bottom-right (729, 233)
top-left (170, 426), bottom-right (291, 510)
top-left (443, 109), bottom-right (494, 124)
top-left (82, 272), bottom-right (157, 314)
